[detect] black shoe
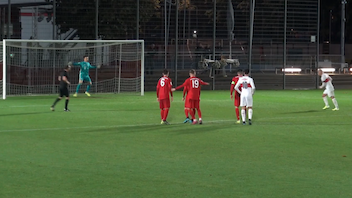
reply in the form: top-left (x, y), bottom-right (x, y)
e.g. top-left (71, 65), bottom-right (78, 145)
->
top-left (64, 109), bottom-right (70, 112)
top-left (249, 119), bottom-right (252, 125)
top-left (199, 120), bottom-right (203, 124)
top-left (50, 106), bottom-right (55, 111)
top-left (242, 122), bottom-right (246, 125)
top-left (163, 120), bottom-right (170, 125)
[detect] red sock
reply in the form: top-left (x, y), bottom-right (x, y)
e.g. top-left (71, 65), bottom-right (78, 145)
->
top-left (235, 108), bottom-right (240, 120)
top-left (189, 109), bottom-right (195, 120)
top-left (160, 109), bottom-right (164, 120)
top-left (196, 108), bottom-right (202, 119)
top-left (163, 108), bottom-right (169, 121)
top-left (184, 108), bottom-right (189, 118)
top-left (193, 109), bottom-right (196, 116)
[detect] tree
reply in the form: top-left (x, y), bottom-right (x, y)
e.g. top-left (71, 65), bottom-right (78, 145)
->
top-left (55, 0), bottom-right (160, 39)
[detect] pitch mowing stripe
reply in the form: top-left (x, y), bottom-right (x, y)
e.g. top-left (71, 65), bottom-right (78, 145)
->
top-left (0, 114), bottom-right (344, 133)
top-left (0, 119), bottom-right (236, 133)
top-left (5, 100), bottom-right (232, 108)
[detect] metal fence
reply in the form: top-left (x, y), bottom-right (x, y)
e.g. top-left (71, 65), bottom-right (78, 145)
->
top-left (1, 0), bottom-right (349, 90)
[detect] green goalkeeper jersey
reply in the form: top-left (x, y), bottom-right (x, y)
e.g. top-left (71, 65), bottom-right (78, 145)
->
top-left (72, 62), bottom-right (96, 76)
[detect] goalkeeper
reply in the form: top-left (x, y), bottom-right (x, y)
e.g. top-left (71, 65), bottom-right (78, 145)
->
top-left (69, 55), bottom-right (100, 97)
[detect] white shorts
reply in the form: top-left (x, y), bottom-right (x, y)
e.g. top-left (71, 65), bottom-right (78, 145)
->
top-left (323, 89), bottom-right (335, 97)
top-left (240, 94), bottom-right (253, 107)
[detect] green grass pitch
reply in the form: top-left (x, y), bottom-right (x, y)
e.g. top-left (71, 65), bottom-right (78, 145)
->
top-left (0, 90), bottom-right (352, 198)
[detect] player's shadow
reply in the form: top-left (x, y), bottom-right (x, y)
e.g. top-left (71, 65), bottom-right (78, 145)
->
top-left (0, 112), bottom-right (52, 117)
top-left (280, 110), bottom-right (320, 114)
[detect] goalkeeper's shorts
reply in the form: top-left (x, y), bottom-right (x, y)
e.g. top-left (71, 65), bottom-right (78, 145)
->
top-left (79, 74), bottom-right (92, 82)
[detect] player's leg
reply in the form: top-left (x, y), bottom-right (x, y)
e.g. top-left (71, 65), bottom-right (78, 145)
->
top-left (51, 89), bottom-right (64, 111)
top-left (235, 93), bottom-right (241, 123)
top-left (247, 107), bottom-right (253, 125)
top-left (240, 95), bottom-right (247, 124)
top-left (163, 99), bottom-right (171, 124)
top-left (64, 88), bottom-right (70, 111)
top-left (51, 96), bottom-right (62, 111)
top-left (74, 73), bottom-right (84, 97)
top-left (85, 76), bottom-right (92, 96)
top-left (195, 100), bottom-right (202, 124)
top-left (329, 91), bottom-right (339, 111)
top-left (322, 90), bottom-right (329, 109)
top-left (159, 100), bottom-right (164, 124)
top-left (184, 99), bottom-right (191, 123)
top-left (189, 99), bottom-right (196, 124)
top-left (247, 96), bottom-right (253, 125)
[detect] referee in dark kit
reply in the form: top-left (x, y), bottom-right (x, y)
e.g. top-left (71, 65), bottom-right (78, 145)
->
top-left (51, 65), bottom-right (71, 111)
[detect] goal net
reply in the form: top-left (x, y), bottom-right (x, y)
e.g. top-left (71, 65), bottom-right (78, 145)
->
top-left (2, 39), bottom-right (144, 99)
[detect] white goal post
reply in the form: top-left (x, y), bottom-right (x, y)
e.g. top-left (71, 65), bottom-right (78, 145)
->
top-left (1, 39), bottom-right (145, 99)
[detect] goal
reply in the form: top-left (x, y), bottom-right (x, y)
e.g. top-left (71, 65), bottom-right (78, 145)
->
top-left (1, 39), bottom-right (144, 99)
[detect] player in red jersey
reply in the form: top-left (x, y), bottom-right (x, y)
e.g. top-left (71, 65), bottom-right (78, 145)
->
top-left (157, 69), bottom-right (173, 125)
top-left (230, 69), bottom-right (243, 124)
top-left (172, 69), bottom-right (209, 124)
top-left (182, 86), bottom-right (196, 123)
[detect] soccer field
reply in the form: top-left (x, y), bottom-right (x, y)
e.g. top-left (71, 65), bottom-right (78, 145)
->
top-left (0, 90), bottom-right (351, 198)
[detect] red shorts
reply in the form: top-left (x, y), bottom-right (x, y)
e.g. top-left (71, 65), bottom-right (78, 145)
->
top-left (187, 99), bottom-right (200, 109)
top-left (159, 99), bottom-right (170, 109)
top-left (234, 93), bottom-right (240, 107)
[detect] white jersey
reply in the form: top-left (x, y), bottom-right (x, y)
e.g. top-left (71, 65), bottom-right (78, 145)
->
top-left (321, 73), bottom-right (334, 91)
top-left (235, 76), bottom-right (256, 107)
top-left (234, 76), bottom-right (256, 96)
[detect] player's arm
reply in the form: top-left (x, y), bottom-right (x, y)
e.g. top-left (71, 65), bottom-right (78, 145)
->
top-left (320, 82), bottom-right (326, 89)
top-left (70, 62), bottom-right (81, 67)
top-left (62, 75), bottom-right (70, 85)
top-left (183, 86), bottom-right (188, 101)
top-left (250, 79), bottom-right (256, 95)
top-left (234, 80), bottom-right (242, 94)
top-left (173, 80), bottom-right (188, 91)
top-left (199, 80), bottom-right (210, 86)
top-left (230, 80), bottom-right (235, 99)
top-left (169, 80), bottom-right (173, 100)
top-left (319, 75), bottom-right (327, 89)
top-left (156, 81), bottom-right (160, 101)
top-left (88, 63), bottom-right (98, 69)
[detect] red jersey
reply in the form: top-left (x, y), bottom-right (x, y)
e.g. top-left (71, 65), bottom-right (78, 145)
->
top-left (230, 76), bottom-right (241, 95)
top-left (175, 77), bottom-right (208, 100)
top-left (157, 76), bottom-right (173, 100)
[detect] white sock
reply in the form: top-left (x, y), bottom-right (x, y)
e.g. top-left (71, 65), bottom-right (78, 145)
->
top-left (323, 97), bottom-right (329, 106)
top-left (248, 109), bottom-right (253, 120)
top-left (332, 98), bottom-right (339, 109)
top-left (241, 109), bottom-right (246, 122)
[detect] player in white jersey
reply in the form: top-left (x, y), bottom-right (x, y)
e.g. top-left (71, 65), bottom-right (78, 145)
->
top-left (234, 69), bottom-right (256, 125)
top-left (318, 69), bottom-right (339, 111)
